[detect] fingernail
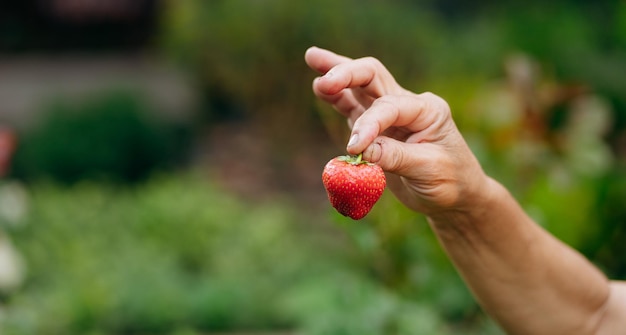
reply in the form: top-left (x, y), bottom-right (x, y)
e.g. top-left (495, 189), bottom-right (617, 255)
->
top-left (324, 70), bottom-right (334, 78)
top-left (347, 133), bottom-right (359, 148)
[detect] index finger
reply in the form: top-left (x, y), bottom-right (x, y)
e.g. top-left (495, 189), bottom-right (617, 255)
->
top-left (347, 93), bottom-right (450, 154)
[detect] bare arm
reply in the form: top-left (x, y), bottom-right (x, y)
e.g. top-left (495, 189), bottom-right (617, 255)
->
top-left (430, 177), bottom-right (610, 334)
top-left (305, 46), bottom-right (626, 334)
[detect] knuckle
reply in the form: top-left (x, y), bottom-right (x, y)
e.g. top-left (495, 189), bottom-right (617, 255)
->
top-left (419, 91), bottom-right (452, 125)
top-left (362, 56), bottom-right (382, 67)
top-left (373, 96), bottom-right (400, 114)
top-left (389, 145), bottom-right (405, 172)
top-left (373, 137), bottom-right (403, 172)
top-left (373, 95), bottom-right (394, 107)
top-left (360, 56), bottom-right (386, 75)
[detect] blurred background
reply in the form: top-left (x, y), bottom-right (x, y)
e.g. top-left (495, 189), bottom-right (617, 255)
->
top-left (0, 0), bottom-right (624, 334)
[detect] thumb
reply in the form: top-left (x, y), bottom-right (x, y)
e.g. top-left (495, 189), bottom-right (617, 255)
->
top-left (361, 136), bottom-right (441, 178)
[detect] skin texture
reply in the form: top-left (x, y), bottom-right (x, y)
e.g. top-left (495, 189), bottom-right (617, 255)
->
top-left (305, 46), bottom-right (626, 335)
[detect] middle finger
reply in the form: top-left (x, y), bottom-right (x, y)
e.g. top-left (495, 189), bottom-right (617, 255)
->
top-left (315, 56), bottom-right (402, 98)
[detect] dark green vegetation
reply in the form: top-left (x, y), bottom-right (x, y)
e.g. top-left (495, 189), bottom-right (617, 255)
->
top-left (12, 91), bottom-right (189, 184)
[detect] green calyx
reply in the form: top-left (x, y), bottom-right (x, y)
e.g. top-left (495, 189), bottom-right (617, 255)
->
top-left (337, 153), bottom-right (372, 165)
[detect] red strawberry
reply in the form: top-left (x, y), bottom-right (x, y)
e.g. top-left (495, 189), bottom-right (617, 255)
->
top-left (322, 154), bottom-right (386, 220)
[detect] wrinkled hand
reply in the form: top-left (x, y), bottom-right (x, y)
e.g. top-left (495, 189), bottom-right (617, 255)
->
top-left (305, 46), bottom-right (489, 217)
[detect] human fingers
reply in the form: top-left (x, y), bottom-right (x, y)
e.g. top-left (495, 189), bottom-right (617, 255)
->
top-left (311, 80), bottom-right (366, 120)
top-left (306, 47), bottom-right (369, 120)
top-left (359, 135), bottom-right (443, 180)
top-left (304, 46), bottom-right (353, 75)
top-left (346, 93), bottom-right (450, 155)
top-left (314, 56), bottom-right (404, 98)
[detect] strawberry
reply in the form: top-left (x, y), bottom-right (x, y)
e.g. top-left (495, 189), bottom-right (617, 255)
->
top-left (322, 154), bottom-right (386, 220)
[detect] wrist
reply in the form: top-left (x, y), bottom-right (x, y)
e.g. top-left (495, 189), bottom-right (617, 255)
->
top-left (426, 176), bottom-right (505, 237)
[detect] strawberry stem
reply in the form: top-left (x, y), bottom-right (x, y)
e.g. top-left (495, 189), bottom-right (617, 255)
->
top-left (338, 153), bottom-right (369, 165)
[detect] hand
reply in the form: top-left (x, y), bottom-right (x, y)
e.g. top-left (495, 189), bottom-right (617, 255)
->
top-left (305, 46), bottom-right (490, 217)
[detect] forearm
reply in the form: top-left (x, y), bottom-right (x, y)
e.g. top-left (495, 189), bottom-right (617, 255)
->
top-left (429, 177), bottom-right (610, 335)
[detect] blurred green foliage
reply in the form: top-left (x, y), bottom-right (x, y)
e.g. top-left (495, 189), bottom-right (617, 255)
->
top-left (1, 174), bottom-right (308, 334)
top-left (0, 174), bottom-right (500, 335)
top-left (159, 0), bottom-right (626, 146)
top-left (12, 91), bottom-right (190, 184)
